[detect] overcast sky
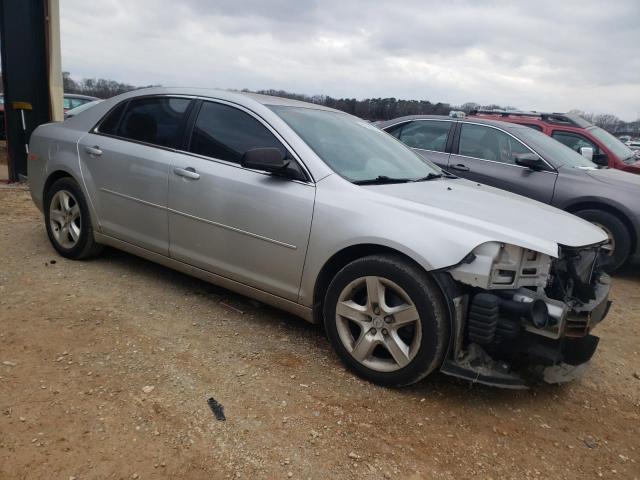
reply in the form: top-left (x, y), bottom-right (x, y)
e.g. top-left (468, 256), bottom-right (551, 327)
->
top-left (61, 0), bottom-right (640, 120)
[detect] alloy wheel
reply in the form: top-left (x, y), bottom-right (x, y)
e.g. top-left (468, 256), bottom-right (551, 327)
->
top-left (593, 222), bottom-right (615, 256)
top-left (49, 190), bottom-right (82, 249)
top-left (335, 276), bottom-right (422, 372)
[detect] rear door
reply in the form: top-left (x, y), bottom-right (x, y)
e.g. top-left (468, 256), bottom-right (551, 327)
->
top-left (167, 100), bottom-right (315, 301)
top-left (78, 96), bottom-right (192, 254)
top-left (385, 119), bottom-right (453, 168)
top-left (448, 122), bottom-right (557, 203)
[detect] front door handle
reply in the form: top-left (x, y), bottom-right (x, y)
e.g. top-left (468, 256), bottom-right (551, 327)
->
top-left (85, 146), bottom-right (103, 157)
top-left (174, 167), bottom-right (200, 180)
top-left (450, 163), bottom-right (470, 172)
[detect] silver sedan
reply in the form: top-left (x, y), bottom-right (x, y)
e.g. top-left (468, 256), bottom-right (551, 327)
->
top-left (28, 88), bottom-right (611, 388)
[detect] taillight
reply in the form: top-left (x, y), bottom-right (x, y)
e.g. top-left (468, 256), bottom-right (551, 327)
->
top-left (27, 152), bottom-right (39, 161)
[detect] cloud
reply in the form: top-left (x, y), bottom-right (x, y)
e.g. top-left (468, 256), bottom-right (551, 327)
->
top-left (60, 0), bottom-right (640, 120)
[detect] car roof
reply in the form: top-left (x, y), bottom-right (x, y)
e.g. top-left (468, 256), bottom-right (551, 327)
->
top-left (468, 111), bottom-right (592, 129)
top-left (110, 86), bottom-right (341, 113)
top-left (64, 93), bottom-right (101, 100)
top-left (377, 114), bottom-right (530, 132)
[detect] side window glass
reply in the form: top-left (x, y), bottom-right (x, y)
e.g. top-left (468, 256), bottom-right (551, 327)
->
top-left (459, 124), bottom-right (530, 165)
top-left (63, 98), bottom-right (71, 110)
top-left (384, 123), bottom-right (404, 139)
top-left (97, 102), bottom-right (127, 135)
top-left (115, 97), bottom-right (190, 148)
top-left (398, 121), bottom-right (451, 152)
top-left (552, 131), bottom-right (599, 154)
top-left (189, 102), bottom-right (287, 163)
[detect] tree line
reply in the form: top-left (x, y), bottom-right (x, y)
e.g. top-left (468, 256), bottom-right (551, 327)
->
top-left (249, 89), bottom-right (639, 135)
top-left (62, 72), bottom-right (157, 100)
top-left (57, 73), bottom-right (638, 135)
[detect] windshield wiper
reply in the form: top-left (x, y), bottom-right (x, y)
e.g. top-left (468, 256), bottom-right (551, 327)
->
top-left (353, 175), bottom-right (413, 185)
top-left (412, 173), bottom-right (446, 182)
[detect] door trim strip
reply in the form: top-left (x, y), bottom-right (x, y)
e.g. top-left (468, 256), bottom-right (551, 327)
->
top-left (100, 188), bottom-right (166, 209)
top-left (99, 187), bottom-right (297, 250)
top-left (167, 208), bottom-right (297, 250)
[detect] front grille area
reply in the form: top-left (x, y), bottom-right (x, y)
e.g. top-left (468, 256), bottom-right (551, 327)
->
top-left (564, 315), bottom-right (590, 337)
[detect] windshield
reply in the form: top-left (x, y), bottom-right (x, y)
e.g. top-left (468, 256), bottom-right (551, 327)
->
top-left (269, 106), bottom-right (442, 182)
top-left (588, 126), bottom-right (636, 163)
top-left (514, 125), bottom-right (598, 169)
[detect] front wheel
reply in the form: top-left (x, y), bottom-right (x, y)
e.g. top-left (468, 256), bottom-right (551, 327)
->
top-left (323, 255), bottom-right (449, 387)
top-left (573, 209), bottom-right (630, 271)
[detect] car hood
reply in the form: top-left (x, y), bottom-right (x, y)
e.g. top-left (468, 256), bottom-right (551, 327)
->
top-left (582, 167), bottom-right (640, 189)
top-left (364, 178), bottom-right (607, 258)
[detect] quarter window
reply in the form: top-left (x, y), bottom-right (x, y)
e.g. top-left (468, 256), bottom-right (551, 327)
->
top-left (110, 97), bottom-right (190, 148)
top-left (98, 102), bottom-right (126, 135)
top-left (189, 102), bottom-right (287, 163)
top-left (459, 124), bottom-right (531, 165)
top-left (397, 121), bottom-right (451, 152)
top-left (551, 131), bottom-right (600, 154)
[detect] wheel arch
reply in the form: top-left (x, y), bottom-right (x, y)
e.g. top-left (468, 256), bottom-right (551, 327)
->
top-left (311, 243), bottom-right (453, 326)
top-left (43, 169), bottom-right (101, 232)
top-left (43, 169), bottom-right (78, 198)
top-left (565, 201), bottom-right (637, 255)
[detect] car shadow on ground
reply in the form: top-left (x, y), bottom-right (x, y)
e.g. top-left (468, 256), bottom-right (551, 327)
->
top-left (613, 262), bottom-right (640, 280)
top-left (96, 245), bottom-right (321, 335)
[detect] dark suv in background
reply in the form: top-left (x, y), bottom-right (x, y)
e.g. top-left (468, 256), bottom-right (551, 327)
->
top-left (379, 115), bottom-right (640, 270)
top-left (468, 110), bottom-right (640, 175)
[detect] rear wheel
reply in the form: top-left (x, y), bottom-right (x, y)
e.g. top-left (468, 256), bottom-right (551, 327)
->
top-left (323, 254), bottom-right (449, 387)
top-left (574, 209), bottom-right (630, 271)
top-left (44, 177), bottom-right (103, 260)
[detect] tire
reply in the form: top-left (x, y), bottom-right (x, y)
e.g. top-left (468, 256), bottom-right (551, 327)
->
top-left (44, 177), bottom-right (103, 260)
top-left (323, 254), bottom-right (449, 387)
top-left (573, 209), bottom-right (630, 271)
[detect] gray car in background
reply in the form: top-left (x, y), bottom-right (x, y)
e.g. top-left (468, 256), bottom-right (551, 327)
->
top-left (28, 88), bottom-right (611, 389)
top-left (380, 116), bottom-right (640, 270)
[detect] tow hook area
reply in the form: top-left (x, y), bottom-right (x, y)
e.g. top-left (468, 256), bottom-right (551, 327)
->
top-left (440, 344), bottom-right (529, 389)
top-left (440, 334), bottom-right (601, 389)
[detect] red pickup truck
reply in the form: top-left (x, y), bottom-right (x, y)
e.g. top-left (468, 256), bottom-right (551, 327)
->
top-left (468, 110), bottom-right (640, 175)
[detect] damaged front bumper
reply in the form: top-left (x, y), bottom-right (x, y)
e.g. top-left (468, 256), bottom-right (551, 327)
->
top-left (437, 242), bottom-right (612, 389)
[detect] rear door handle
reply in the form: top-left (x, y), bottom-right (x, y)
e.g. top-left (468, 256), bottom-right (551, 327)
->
top-left (173, 167), bottom-right (200, 180)
top-left (450, 163), bottom-right (470, 172)
top-left (84, 146), bottom-right (102, 156)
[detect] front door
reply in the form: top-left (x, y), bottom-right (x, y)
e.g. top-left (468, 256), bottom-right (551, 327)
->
top-left (78, 96), bottom-right (192, 254)
top-left (168, 100), bottom-right (315, 301)
top-left (448, 122), bottom-right (557, 204)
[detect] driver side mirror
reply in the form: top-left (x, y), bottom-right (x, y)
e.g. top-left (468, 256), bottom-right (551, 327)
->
top-left (514, 153), bottom-right (546, 171)
top-left (241, 147), bottom-right (288, 172)
top-left (579, 146), bottom-right (594, 162)
top-left (240, 147), bottom-right (306, 181)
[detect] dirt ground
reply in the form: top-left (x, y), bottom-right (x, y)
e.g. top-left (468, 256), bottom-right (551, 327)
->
top-left (0, 187), bottom-right (639, 480)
